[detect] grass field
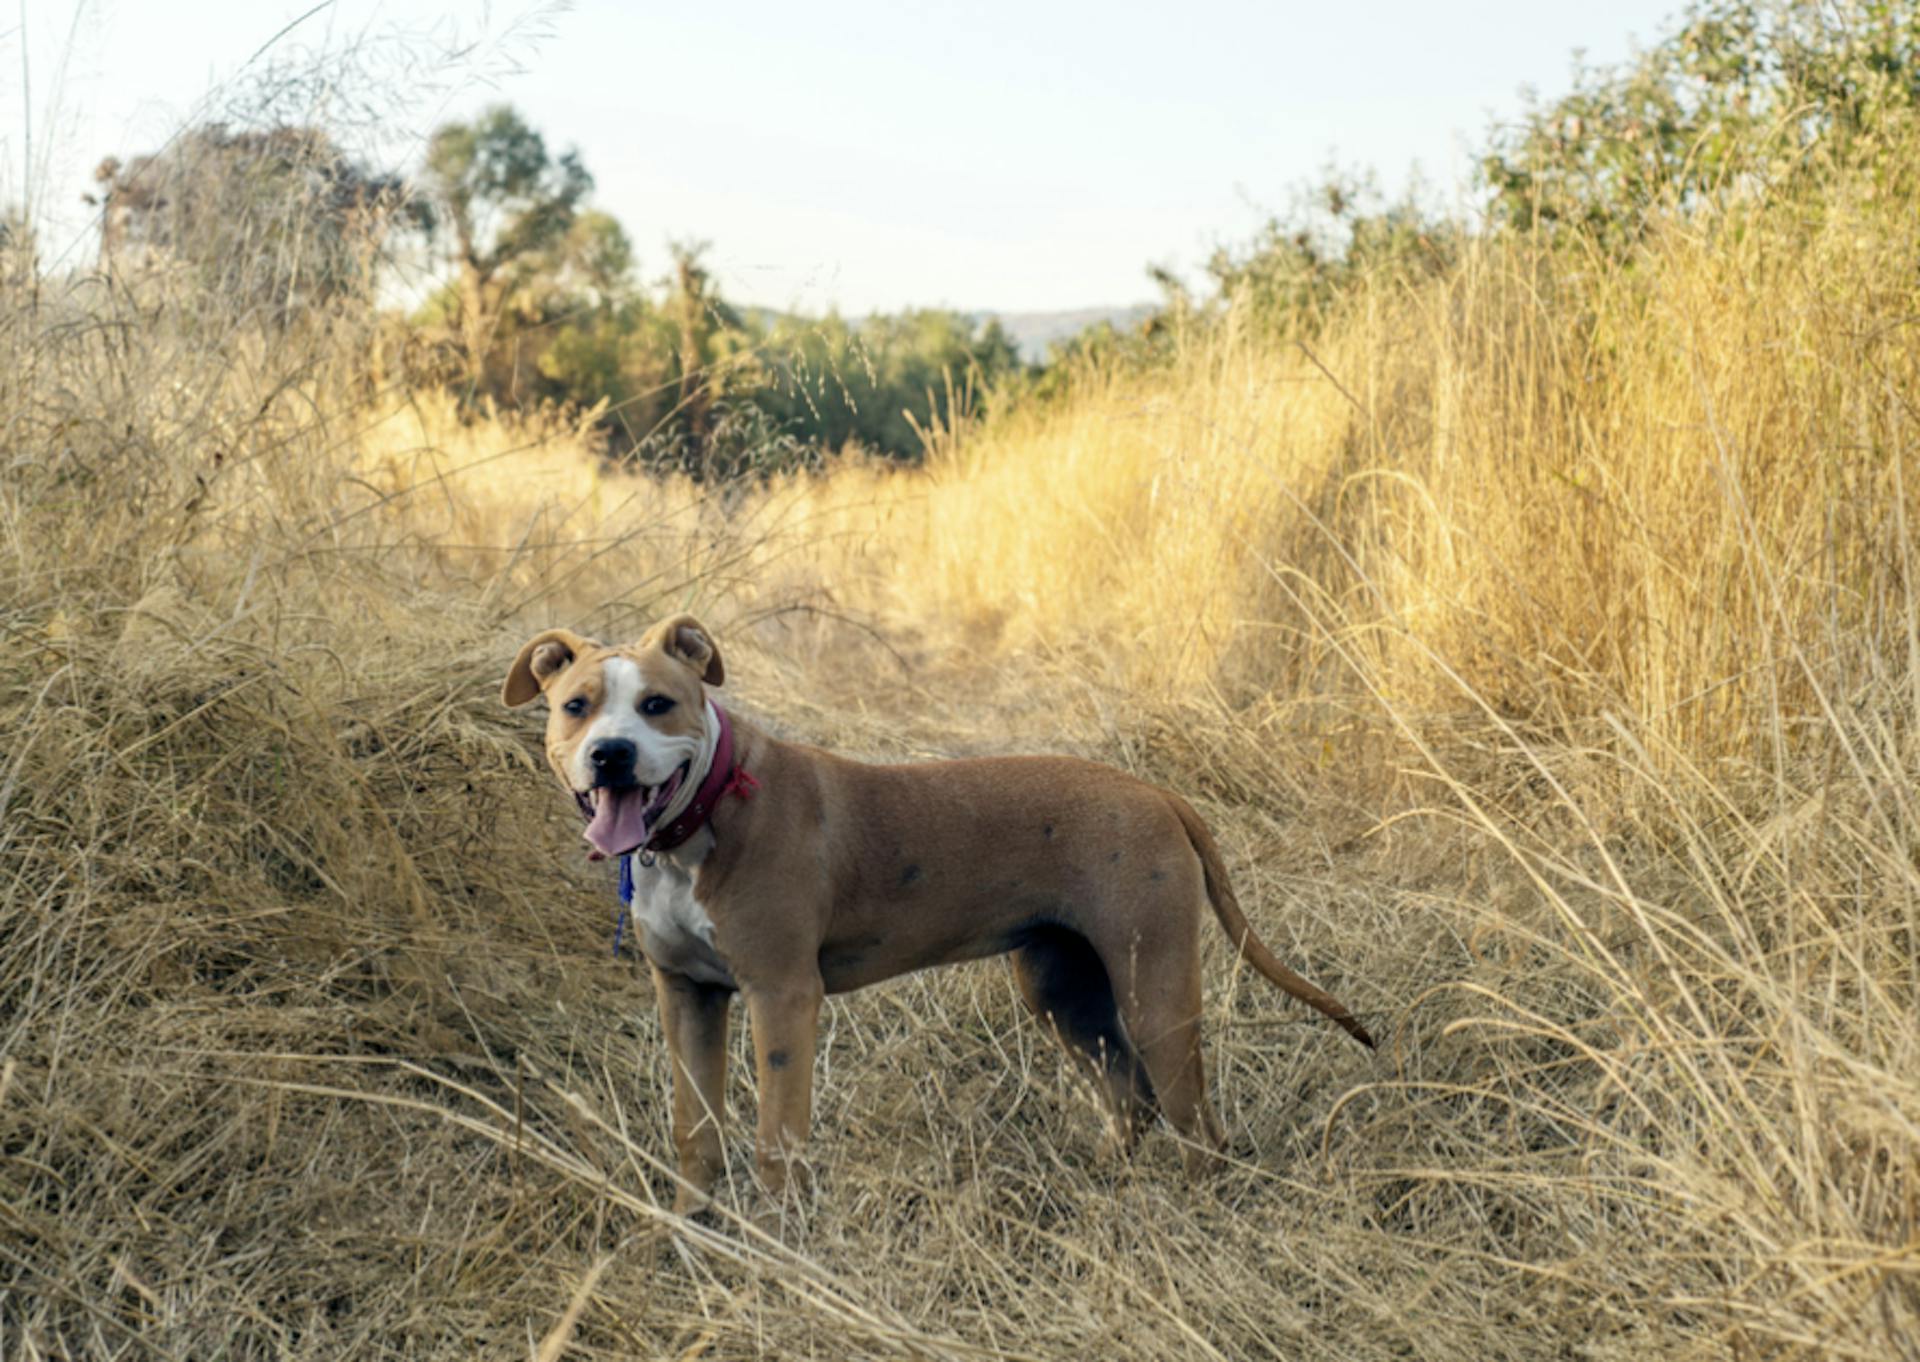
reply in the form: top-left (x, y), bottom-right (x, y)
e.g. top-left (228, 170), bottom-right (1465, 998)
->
top-left (5, 130), bottom-right (1920, 1359)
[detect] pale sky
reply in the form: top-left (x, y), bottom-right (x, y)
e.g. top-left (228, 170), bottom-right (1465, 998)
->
top-left (1, 0), bottom-right (1684, 315)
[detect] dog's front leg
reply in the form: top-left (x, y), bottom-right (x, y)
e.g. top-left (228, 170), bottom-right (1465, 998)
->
top-left (653, 966), bottom-right (731, 1213)
top-left (742, 975), bottom-right (824, 1198)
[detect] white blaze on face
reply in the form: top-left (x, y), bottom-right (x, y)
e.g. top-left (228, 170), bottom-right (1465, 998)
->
top-left (568, 656), bottom-right (700, 791)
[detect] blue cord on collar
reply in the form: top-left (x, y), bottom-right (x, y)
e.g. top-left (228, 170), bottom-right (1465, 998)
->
top-left (613, 853), bottom-right (635, 957)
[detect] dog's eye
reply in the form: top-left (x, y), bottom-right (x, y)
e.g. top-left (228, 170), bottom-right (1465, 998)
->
top-left (562, 695), bottom-right (589, 718)
top-left (640, 695), bottom-right (675, 717)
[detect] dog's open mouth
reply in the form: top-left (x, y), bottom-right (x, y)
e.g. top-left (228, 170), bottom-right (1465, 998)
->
top-left (578, 763), bottom-right (689, 858)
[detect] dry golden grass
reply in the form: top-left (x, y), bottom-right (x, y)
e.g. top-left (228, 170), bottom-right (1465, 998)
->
top-left (4, 154), bottom-right (1918, 1360)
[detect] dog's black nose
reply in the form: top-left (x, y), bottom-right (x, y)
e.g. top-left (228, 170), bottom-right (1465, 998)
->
top-left (588, 738), bottom-right (637, 781)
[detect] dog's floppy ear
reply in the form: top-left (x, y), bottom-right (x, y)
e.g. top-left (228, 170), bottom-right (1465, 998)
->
top-left (502, 628), bottom-right (599, 707)
top-left (647, 613), bottom-right (724, 687)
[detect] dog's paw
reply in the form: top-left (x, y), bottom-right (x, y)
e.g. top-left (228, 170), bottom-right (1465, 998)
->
top-left (670, 1185), bottom-right (716, 1219)
top-left (753, 1149), bottom-right (817, 1202)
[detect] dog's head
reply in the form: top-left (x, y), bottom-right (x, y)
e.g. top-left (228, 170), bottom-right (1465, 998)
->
top-left (502, 614), bottom-right (725, 856)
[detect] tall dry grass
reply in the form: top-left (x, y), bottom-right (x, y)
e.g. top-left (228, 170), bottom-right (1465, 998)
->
top-left (4, 124), bottom-right (1919, 1360)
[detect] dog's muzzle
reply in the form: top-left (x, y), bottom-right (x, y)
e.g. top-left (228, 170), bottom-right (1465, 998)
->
top-left (579, 748), bottom-right (693, 857)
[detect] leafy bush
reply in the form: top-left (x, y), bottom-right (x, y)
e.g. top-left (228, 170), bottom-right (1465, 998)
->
top-left (1482, 0), bottom-right (1920, 238)
top-left (91, 124), bottom-right (411, 322)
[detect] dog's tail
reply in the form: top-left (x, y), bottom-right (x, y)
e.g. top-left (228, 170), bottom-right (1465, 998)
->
top-left (1167, 794), bottom-right (1375, 1049)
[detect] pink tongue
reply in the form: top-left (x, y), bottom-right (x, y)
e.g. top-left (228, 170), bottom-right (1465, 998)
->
top-left (585, 787), bottom-right (651, 858)
top-left (582, 769), bottom-right (688, 858)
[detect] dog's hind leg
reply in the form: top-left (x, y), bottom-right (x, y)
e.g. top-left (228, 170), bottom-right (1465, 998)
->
top-left (1124, 1000), bottom-right (1227, 1174)
top-left (1096, 916), bottom-right (1228, 1175)
top-left (1010, 927), bottom-right (1155, 1156)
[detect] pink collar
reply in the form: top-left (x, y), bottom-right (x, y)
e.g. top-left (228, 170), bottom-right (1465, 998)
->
top-left (643, 701), bottom-right (757, 854)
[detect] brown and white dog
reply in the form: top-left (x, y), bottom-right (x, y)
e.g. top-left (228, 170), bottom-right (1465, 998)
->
top-left (504, 614), bottom-right (1372, 1209)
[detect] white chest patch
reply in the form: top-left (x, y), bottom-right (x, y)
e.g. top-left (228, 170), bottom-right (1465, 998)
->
top-left (631, 830), bottom-right (734, 987)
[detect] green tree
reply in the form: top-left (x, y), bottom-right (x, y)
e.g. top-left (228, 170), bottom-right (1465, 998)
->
top-left (526, 236), bottom-right (781, 475)
top-left (89, 124), bottom-right (408, 321)
top-left (669, 242), bottom-right (721, 463)
top-left (1481, 0), bottom-right (1920, 241)
top-left (758, 309), bottom-right (1024, 457)
top-left (1201, 168), bottom-right (1456, 335)
top-left (408, 107), bottom-right (1028, 473)
top-left (417, 105), bottom-right (597, 388)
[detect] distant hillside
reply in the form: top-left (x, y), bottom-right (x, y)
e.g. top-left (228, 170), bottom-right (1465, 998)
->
top-left (978, 304), bottom-right (1157, 363)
